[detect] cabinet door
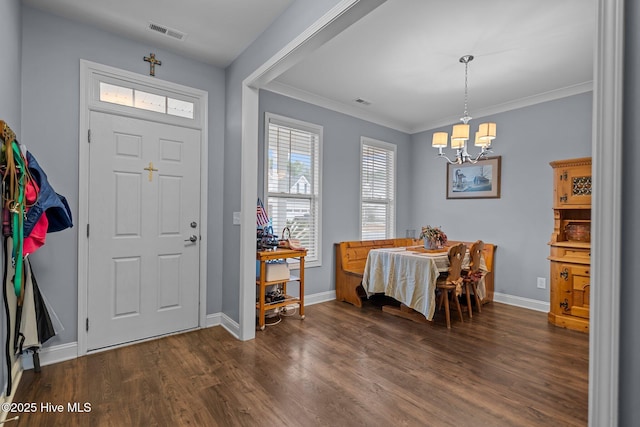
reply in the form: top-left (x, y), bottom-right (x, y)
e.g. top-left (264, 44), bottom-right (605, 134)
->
top-left (570, 266), bottom-right (590, 319)
top-left (555, 164), bottom-right (591, 207)
top-left (551, 262), bottom-right (590, 319)
top-left (550, 262), bottom-right (573, 316)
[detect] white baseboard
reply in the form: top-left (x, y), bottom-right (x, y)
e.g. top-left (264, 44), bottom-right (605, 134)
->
top-left (206, 312), bottom-right (240, 339)
top-left (203, 291), bottom-right (335, 339)
top-left (205, 312), bottom-right (223, 328)
top-left (21, 341), bottom-right (78, 370)
top-left (220, 315), bottom-right (240, 338)
top-left (1, 358), bottom-right (23, 425)
top-left (493, 292), bottom-right (550, 313)
top-left (305, 290), bottom-right (336, 306)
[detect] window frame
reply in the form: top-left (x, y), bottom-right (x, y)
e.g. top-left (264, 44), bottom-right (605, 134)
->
top-left (264, 112), bottom-right (323, 268)
top-left (359, 137), bottom-right (397, 240)
top-left (93, 75), bottom-right (200, 125)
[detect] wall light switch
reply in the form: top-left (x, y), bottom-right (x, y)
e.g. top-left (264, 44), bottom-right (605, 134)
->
top-left (233, 211), bottom-right (241, 225)
top-left (537, 277), bottom-right (546, 289)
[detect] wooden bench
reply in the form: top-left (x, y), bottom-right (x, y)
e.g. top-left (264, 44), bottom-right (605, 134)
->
top-left (334, 239), bottom-right (497, 308)
top-left (334, 238), bottom-right (417, 307)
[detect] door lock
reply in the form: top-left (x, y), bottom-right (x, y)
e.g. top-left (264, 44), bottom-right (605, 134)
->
top-left (190, 221), bottom-right (197, 228)
top-left (185, 235), bottom-right (198, 243)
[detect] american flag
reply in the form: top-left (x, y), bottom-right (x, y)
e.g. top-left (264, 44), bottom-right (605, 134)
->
top-left (256, 198), bottom-right (270, 227)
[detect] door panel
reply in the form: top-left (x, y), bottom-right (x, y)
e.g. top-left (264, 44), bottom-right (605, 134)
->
top-left (87, 111), bottom-right (201, 350)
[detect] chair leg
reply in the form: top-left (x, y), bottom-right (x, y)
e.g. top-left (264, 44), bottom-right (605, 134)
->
top-left (443, 290), bottom-right (451, 329)
top-left (464, 283), bottom-right (473, 319)
top-left (472, 283), bottom-right (482, 313)
top-left (452, 291), bottom-right (464, 323)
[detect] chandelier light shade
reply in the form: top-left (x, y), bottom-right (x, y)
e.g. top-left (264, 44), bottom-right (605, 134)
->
top-left (451, 137), bottom-right (465, 150)
top-left (432, 132), bottom-right (448, 148)
top-left (451, 123), bottom-right (469, 141)
top-left (432, 55), bottom-right (497, 164)
top-left (477, 122), bottom-right (496, 145)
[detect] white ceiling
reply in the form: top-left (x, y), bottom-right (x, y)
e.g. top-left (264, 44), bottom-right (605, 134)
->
top-left (22, 0), bottom-right (595, 134)
top-left (21, 0), bottom-right (296, 68)
top-left (269, 0), bottom-right (596, 133)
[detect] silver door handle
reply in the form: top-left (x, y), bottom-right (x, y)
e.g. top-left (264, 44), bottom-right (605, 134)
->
top-left (184, 235), bottom-right (198, 243)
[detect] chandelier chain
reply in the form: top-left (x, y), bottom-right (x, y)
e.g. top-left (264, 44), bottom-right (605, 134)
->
top-left (463, 60), bottom-right (469, 120)
top-left (432, 54), bottom-right (495, 165)
top-left (460, 54), bottom-right (473, 124)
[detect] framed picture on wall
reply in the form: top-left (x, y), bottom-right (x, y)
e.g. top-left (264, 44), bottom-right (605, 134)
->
top-left (446, 156), bottom-right (501, 199)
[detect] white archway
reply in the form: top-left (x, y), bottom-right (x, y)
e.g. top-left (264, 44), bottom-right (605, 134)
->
top-left (239, 1), bottom-right (622, 425)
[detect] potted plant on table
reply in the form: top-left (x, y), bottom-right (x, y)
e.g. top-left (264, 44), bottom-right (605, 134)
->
top-left (420, 225), bottom-right (448, 250)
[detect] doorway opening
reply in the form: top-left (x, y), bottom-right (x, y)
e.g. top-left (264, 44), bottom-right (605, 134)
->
top-left (238, 0), bottom-right (622, 425)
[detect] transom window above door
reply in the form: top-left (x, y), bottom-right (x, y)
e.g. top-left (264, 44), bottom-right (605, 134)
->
top-left (99, 82), bottom-right (195, 119)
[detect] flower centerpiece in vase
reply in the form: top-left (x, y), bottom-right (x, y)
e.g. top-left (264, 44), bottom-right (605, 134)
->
top-left (420, 225), bottom-right (448, 250)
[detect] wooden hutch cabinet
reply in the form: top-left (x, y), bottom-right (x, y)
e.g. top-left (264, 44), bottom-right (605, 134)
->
top-left (548, 157), bottom-right (591, 333)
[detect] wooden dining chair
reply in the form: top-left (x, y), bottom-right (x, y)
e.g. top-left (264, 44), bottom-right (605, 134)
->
top-left (462, 240), bottom-right (485, 318)
top-left (436, 243), bottom-right (466, 328)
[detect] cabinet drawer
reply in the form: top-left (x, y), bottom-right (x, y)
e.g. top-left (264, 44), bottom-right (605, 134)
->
top-left (565, 249), bottom-right (590, 260)
top-left (549, 246), bottom-right (590, 262)
top-left (570, 265), bottom-right (590, 276)
top-left (571, 306), bottom-right (590, 319)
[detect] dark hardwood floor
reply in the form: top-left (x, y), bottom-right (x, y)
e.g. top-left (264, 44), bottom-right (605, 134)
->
top-left (7, 299), bottom-right (589, 426)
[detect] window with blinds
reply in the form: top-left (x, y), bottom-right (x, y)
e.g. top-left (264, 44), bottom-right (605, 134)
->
top-left (360, 138), bottom-right (396, 240)
top-left (265, 113), bottom-right (322, 266)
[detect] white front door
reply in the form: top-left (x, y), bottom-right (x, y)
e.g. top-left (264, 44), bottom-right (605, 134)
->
top-left (87, 111), bottom-right (201, 350)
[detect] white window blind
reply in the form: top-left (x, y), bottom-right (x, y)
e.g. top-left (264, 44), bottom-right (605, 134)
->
top-left (361, 138), bottom-right (396, 240)
top-left (265, 113), bottom-right (322, 266)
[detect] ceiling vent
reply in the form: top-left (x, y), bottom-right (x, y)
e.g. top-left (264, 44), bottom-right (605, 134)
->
top-left (354, 98), bottom-right (372, 106)
top-left (147, 22), bottom-right (186, 41)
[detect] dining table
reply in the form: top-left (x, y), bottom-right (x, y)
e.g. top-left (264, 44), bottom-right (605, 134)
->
top-left (362, 246), bottom-right (487, 321)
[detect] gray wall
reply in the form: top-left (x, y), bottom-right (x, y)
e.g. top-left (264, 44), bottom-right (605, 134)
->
top-left (0, 0), bottom-right (21, 398)
top-left (0, 0), bottom-right (21, 133)
top-left (19, 6), bottom-right (226, 347)
top-left (620, 1), bottom-right (640, 423)
top-left (256, 90), bottom-right (592, 303)
top-left (222, 0), bottom-right (347, 321)
top-left (258, 89), bottom-right (412, 295)
top-left (411, 92), bottom-right (592, 301)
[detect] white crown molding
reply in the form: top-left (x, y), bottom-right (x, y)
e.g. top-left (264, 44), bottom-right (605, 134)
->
top-left (265, 80), bottom-right (593, 135)
top-left (412, 81), bottom-right (594, 134)
top-left (264, 80), bottom-right (413, 133)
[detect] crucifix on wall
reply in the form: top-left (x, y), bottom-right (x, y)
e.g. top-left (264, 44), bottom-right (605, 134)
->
top-left (144, 53), bottom-right (162, 76)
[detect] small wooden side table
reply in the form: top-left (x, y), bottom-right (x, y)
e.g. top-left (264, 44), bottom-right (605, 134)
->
top-left (256, 248), bottom-right (307, 330)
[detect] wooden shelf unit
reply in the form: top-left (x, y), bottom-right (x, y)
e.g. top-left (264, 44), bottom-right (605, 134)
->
top-left (256, 248), bottom-right (307, 330)
top-left (548, 157), bottom-right (591, 333)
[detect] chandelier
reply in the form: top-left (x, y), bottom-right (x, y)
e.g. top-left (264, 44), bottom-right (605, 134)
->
top-left (432, 55), bottom-right (496, 164)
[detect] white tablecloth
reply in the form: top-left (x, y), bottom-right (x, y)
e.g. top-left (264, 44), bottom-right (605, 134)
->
top-left (362, 247), bottom-right (487, 321)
